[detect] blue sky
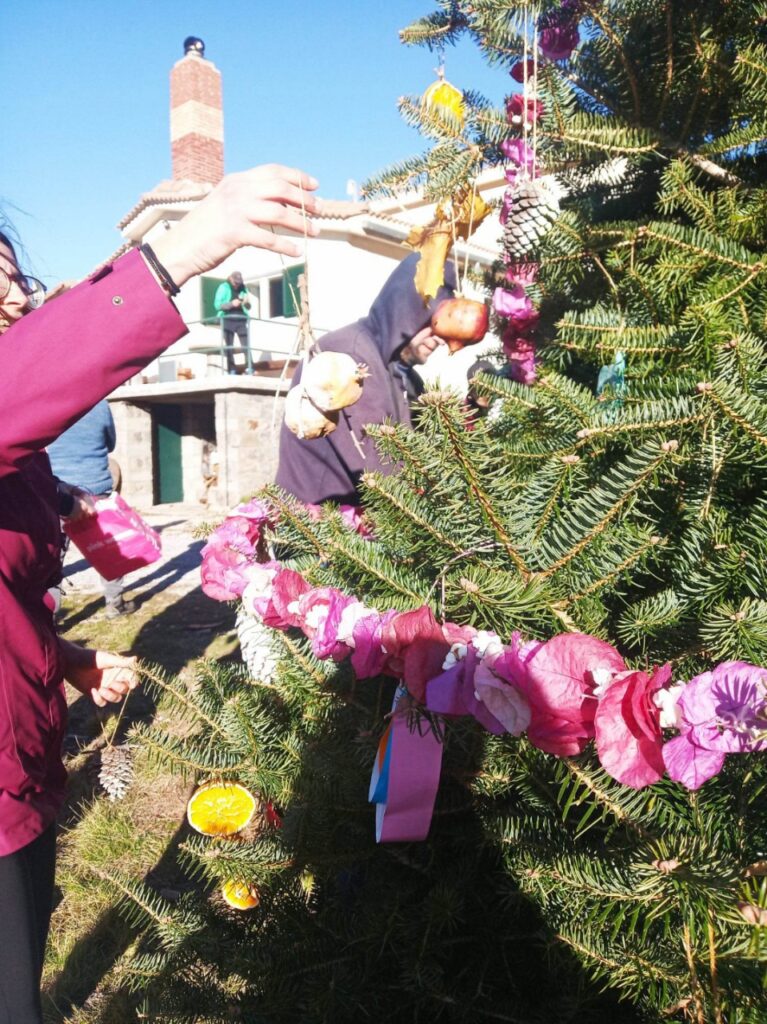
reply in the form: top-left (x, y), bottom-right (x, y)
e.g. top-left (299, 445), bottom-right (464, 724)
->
top-left (3, 1), bottom-right (507, 284)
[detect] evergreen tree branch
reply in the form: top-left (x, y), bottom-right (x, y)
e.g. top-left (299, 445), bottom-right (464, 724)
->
top-left (360, 472), bottom-right (469, 555)
top-left (566, 533), bottom-right (665, 604)
top-left (561, 759), bottom-right (655, 843)
top-left (699, 382), bottom-right (767, 450)
top-left (579, 0), bottom-right (642, 121)
top-left (538, 443), bottom-right (673, 578)
top-left (138, 665), bottom-right (229, 742)
top-left (422, 392), bottom-right (531, 578)
top-left (554, 932), bottom-right (687, 987)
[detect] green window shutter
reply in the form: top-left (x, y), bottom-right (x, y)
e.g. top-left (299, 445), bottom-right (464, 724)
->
top-left (201, 277), bottom-right (226, 326)
top-left (282, 264), bottom-right (305, 319)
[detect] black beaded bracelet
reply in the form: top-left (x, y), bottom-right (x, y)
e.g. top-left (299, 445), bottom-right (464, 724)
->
top-left (139, 243), bottom-right (180, 297)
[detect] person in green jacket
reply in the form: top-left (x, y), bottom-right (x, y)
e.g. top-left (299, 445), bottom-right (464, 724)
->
top-left (214, 270), bottom-right (252, 374)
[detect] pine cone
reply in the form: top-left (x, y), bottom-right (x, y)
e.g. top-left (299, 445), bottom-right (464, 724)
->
top-left (504, 178), bottom-right (561, 257)
top-left (98, 744), bottom-right (134, 801)
top-left (237, 608), bottom-right (279, 685)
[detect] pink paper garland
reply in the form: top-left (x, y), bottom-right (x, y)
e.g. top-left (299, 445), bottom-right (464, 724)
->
top-left (201, 500), bottom-right (767, 841)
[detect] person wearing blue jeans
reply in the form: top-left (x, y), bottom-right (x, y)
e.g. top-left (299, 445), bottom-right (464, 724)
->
top-left (47, 399), bottom-right (135, 618)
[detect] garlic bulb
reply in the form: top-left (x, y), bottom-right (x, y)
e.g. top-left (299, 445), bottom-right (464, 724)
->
top-left (284, 386), bottom-right (338, 440)
top-left (302, 352), bottom-right (368, 412)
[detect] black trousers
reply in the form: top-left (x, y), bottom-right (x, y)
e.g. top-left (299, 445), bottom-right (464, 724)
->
top-left (0, 825), bottom-right (56, 1024)
top-left (222, 318), bottom-right (250, 372)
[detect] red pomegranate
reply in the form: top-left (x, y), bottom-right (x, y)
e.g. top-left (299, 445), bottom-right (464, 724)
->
top-left (431, 297), bottom-right (489, 353)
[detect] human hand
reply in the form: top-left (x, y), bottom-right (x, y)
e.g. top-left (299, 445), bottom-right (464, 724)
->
top-left (68, 489), bottom-right (97, 522)
top-left (149, 165), bottom-right (320, 288)
top-left (57, 481), bottom-right (97, 521)
top-left (61, 642), bottom-right (139, 707)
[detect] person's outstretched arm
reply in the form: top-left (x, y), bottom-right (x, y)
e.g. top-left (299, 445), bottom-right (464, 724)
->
top-left (0, 165), bottom-right (318, 476)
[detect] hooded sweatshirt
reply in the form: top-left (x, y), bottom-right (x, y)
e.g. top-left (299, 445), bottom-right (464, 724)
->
top-left (275, 254), bottom-right (455, 505)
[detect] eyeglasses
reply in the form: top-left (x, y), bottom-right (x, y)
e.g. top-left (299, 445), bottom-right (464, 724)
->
top-left (0, 267), bottom-right (48, 310)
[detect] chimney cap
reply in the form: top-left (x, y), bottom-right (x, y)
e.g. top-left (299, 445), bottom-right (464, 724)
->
top-left (183, 36), bottom-right (205, 57)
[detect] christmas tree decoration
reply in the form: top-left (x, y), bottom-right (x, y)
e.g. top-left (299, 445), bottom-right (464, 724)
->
top-left (406, 190), bottom-right (493, 302)
top-left (236, 607), bottom-right (280, 685)
top-left (97, 743), bottom-right (134, 801)
top-left (300, 351), bottom-right (368, 412)
top-left (506, 92), bottom-right (544, 129)
top-left (221, 879), bottom-right (260, 911)
top-left (283, 385), bottom-right (339, 440)
top-left (115, 3), bottom-right (767, 1021)
top-left (503, 177), bottom-right (561, 257)
top-left (538, 21), bottom-right (580, 61)
top-left (186, 782), bottom-right (257, 837)
top-left (431, 296), bottom-right (489, 352)
top-left (421, 65), bottom-right (465, 125)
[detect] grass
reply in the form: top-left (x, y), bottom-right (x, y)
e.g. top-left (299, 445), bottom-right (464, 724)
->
top-left (44, 585), bottom-right (238, 1024)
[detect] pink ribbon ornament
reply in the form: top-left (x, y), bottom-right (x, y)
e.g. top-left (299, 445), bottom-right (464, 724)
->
top-left (368, 687), bottom-right (444, 842)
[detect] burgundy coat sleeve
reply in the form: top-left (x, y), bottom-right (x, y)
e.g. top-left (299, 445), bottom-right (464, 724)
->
top-left (0, 248), bottom-right (187, 476)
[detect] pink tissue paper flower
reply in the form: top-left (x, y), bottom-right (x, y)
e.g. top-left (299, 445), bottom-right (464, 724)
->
top-left (662, 661), bottom-right (767, 790)
top-left (426, 646), bottom-right (507, 734)
top-left (297, 587), bottom-right (357, 661)
top-left (594, 663), bottom-right (672, 788)
top-left (200, 524), bottom-right (256, 601)
top-left (538, 22), bottom-right (580, 61)
top-left (502, 331), bottom-right (537, 384)
top-left (261, 568), bottom-right (311, 630)
top-left (380, 605), bottom-right (452, 703)
top-left (510, 59), bottom-right (536, 84)
top-left (512, 633), bottom-right (626, 756)
top-left (473, 646), bottom-right (532, 735)
top-left (351, 609), bottom-right (399, 679)
top-left (501, 138), bottom-right (537, 177)
top-left (506, 92), bottom-right (545, 126)
top-left (500, 188), bottom-right (515, 226)
top-left (225, 498), bottom-right (275, 560)
top-left (493, 285), bottom-right (536, 323)
top-left (241, 562), bottom-right (282, 619)
top-left (339, 505), bottom-right (374, 539)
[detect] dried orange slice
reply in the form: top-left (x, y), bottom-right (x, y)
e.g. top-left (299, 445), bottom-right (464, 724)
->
top-left (187, 782), bottom-right (256, 836)
top-left (221, 879), bottom-right (260, 911)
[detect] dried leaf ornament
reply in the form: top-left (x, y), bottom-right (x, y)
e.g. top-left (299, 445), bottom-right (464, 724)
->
top-left (406, 190), bottom-right (493, 302)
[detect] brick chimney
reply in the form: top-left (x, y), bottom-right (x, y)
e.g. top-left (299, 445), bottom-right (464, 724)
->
top-left (170, 37), bottom-right (224, 184)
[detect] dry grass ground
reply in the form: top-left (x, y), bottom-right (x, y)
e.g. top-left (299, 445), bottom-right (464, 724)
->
top-left (43, 587), bottom-right (237, 1024)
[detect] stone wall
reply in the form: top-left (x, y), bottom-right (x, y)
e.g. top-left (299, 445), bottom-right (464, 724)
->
top-left (109, 386), bottom-right (285, 511)
top-left (109, 399), bottom-right (154, 507)
top-left (215, 390), bottom-right (285, 507)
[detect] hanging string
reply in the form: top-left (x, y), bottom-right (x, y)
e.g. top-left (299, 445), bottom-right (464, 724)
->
top-left (532, 7), bottom-right (539, 181)
top-left (270, 184), bottom-right (315, 434)
top-left (522, 1), bottom-right (530, 180)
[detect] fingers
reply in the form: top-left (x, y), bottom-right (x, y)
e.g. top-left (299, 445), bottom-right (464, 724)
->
top-left (245, 164), bottom-right (319, 196)
top-left (90, 662), bottom-right (139, 707)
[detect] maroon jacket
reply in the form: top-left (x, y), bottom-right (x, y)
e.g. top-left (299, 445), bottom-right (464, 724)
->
top-left (0, 249), bottom-right (186, 855)
top-left (275, 254), bottom-right (455, 505)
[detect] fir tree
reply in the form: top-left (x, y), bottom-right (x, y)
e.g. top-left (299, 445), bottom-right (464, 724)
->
top-left (106, 2), bottom-right (767, 1021)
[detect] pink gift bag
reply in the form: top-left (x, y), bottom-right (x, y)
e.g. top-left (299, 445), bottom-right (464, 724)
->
top-left (64, 493), bottom-right (162, 580)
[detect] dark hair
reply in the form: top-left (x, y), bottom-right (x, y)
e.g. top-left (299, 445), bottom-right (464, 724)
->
top-left (467, 358), bottom-right (497, 382)
top-left (0, 230), bottom-right (19, 268)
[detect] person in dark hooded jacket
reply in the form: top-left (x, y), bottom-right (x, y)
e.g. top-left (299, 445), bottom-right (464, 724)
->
top-left (276, 254), bottom-right (456, 505)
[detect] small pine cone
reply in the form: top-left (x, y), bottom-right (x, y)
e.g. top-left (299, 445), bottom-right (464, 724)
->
top-left (504, 178), bottom-right (561, 257)
top-left (98, 744), bottom-right (134, 801)
top-left (237, 607), bottom-right (279, 685)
